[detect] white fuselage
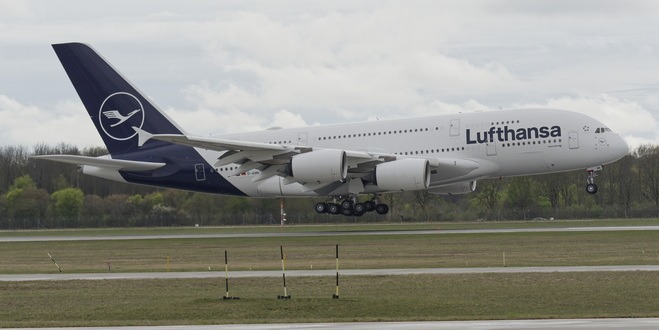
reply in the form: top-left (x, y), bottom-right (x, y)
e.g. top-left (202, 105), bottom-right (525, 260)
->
top-left (192, 108), bottom-right (627, 197)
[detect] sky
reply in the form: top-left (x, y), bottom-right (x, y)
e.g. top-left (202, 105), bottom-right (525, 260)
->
top-left (1, 0), bottom-right (658, 151)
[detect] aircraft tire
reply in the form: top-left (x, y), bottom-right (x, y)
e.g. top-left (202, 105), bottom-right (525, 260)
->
top-left (354, 203), bottom-right (367, 213)
top-left (315, 202), bottom-right (328, 214)
top-left (375, 203), bottom-right (389, 215)
top-left (340, 199), bottom-right (354, 210)
top-left (328, 203), bottom-right (341, 214)
top-left (341, 207), bottom-right (353, 216)
top-left (586, 183), bottom-right (598, 194)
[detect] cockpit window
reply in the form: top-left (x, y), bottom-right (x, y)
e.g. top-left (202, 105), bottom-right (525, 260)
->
top-left (595, 127), bottom-right (611, 134)
top-left (595, 128), bottom-right (601, 133)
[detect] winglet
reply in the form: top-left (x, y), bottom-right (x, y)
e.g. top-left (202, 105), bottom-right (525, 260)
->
top-left (133, 126), bottom-right (153, 147)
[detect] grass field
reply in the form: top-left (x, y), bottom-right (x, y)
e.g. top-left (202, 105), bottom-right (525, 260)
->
top-left (1, 272), bottom-right (657, 327)
top-left (0, 230), bottom-right (656, 273)
top-left (0, 220), bottom-right (657, 326)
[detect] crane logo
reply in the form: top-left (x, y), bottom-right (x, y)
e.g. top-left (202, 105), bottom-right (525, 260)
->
top-left (99, 92), bottom-right (145, 141)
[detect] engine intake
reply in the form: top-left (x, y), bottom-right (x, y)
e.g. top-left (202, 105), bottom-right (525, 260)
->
top-left (375, 158), bottom-right (430, 191)
top-left (288, 149), bottom-right (347, 183)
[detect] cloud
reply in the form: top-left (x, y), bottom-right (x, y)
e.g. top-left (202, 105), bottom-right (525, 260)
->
top-left (624, 133), bottom-right (659, 151)
top-left (181, 6), bottom-right (522, 128)
top-left (515, 94), bottom-right (656, 134)
top-left (0, 0), bottom-right (656, 152)
top-left (0, 95), bottom-right (102, 149)
top-left (0, 0), bottom-right (34, 19)
top-left (513, 94), bottom-right (658, 150)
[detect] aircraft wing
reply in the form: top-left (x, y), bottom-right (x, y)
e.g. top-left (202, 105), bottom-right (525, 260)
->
top-left (32, 155), bottom-right (166, 171)
top-left (136, 128), bottom-right (388, 182)
top-left (136, 130), bottom-right (289, 152)
top-left (135, 128), bottom-right (483, 194)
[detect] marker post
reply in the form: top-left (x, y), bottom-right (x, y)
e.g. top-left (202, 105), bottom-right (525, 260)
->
top-left (332, 244), bottom-right (340, 299)
top-left (223, 250), bottom-right (239, 300)
top-left (277, 245), bottom-right (291, 299)
top-left (47, 253), bottom-right (62, 273)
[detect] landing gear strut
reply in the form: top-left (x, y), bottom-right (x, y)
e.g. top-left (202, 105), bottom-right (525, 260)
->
top-left (314, 195), bottom-right (389, 216)
top-left (585, 166), bottom-right (601, 194)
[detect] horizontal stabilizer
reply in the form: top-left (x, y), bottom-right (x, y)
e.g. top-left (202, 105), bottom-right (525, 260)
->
top-left (32, 155), bottom-right (166, 171)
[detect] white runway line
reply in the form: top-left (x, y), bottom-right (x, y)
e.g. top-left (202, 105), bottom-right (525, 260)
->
top-left (1, 265), bottom-right (658, 282)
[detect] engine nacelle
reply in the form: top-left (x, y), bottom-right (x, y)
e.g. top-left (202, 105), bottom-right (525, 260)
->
top-left (428, 181), bottom-right (477, 195)
top-left (289, 149), bottom-right (347, 183)
top-left (375, 158), bottom-right (430, 191)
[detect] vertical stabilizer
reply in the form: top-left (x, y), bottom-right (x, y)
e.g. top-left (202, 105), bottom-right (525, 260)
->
top-left (52, 43), bottom-right (185, 155)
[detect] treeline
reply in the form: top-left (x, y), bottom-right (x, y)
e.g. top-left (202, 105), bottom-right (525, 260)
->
top-left (0, 143), bottom-right (657, 229)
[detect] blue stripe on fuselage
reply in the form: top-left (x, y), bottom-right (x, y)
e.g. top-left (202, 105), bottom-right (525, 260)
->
top-left (114, 144), bottom-right (246, 196)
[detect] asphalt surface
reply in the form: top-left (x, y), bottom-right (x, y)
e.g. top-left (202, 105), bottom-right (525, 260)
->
top-left (1, 225), bottom-right (658, 242)
top-left (1, 265), bottom-right (657, 282)
top-left (16, 318), bottom-right (659, 329)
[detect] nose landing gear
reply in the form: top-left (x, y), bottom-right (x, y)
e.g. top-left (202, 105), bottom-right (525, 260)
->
top-left (585, 166), bottom-right (602, 195)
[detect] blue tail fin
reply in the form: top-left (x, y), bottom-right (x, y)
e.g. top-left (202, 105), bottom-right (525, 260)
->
top-left (52, 43), bottom-right (185, 155)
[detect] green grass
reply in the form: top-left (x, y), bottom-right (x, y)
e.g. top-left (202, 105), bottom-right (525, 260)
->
top-left (0, 272), bottom-right (657, 327)
top-left (0, 230), bottom-right (657, 274)
top-left (0, 221), bottom-right (657, 326)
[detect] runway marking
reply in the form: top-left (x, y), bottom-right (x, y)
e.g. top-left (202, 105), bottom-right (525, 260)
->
top-left (1, 265), bottom-right (657, 282)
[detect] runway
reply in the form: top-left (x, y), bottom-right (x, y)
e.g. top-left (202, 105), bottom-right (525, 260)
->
top-left (17, 318), bottom-right (659, 329)
top-left (1, 265), bottom-right (657, 282)
top-left (4, 226), bottom-right (658, 329)
top-left (1, 225), bottom-right (658, 242)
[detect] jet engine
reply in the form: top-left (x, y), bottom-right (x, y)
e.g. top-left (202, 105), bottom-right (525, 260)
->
top-left (287, 149), bottom-right (347, 183)
top-left (374, 158), bottom-right (430, 191)
top-left (427, 181), bottom-right (477, 195)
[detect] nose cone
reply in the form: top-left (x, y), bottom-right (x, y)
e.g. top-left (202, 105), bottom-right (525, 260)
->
top-left (612, 134), bottom-right (629, 160)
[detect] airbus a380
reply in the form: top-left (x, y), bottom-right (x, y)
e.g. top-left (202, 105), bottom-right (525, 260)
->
top-left (36, 43), bottom-right (629, 216)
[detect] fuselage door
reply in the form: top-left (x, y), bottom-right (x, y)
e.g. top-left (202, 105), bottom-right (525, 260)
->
top-left (195, 163), bottom-right (206, 181)
top-left (569, 131), bottom-right (579, 149)
top-left (450, 119), bottom-right (460, 137)
top-left (486, 142), bottom-right (497, 156)
top-left (297, 132), bottom-right (308, 146)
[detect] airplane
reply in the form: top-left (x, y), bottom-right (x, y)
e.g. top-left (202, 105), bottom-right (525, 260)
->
top-left (35, 42), bottom-right (629, 216)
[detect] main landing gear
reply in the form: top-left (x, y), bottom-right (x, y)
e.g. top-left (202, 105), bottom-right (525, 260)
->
top-left (585, 166), bottom-right (601, 194)
top-left (315, 196), bottom-right (389, 216)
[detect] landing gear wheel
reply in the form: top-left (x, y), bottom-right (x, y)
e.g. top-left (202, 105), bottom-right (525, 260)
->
top-left (585, 168), bottom-right (600, 195)
top-left (315, 202), bottom-right (328, 214)
top-left (586, 183), bottom-right (598, 194)
top-left (365, 201), bottom-right (376, 212)
top-left (340, 199), bottom-right (354, 211)
top-left (375, 203), bottom-right (390, 215)
top-left (354, 203), bottom-right (367, 213)
top-left (328, 203), bottom-right (341, 215)
top-left (341, 207), bottom-right (354, 216)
